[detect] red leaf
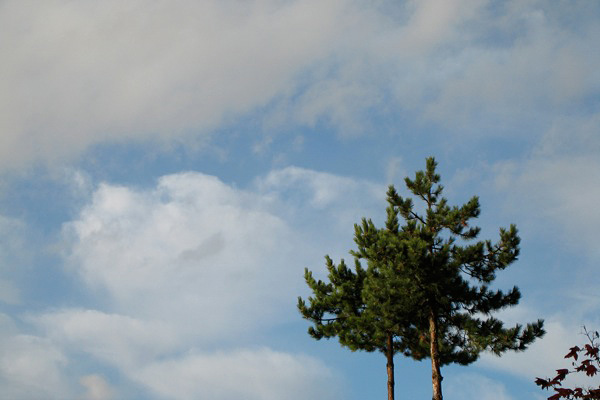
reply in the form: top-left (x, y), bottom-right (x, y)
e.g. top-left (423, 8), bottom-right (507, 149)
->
top-left (565, 346), bottom-right (581, 361)
top-left (584, 343), bottom-right (599, 358)
top-left (535, 377), bottom-right (552, 389)
top-left (555, 369), bottom-right (569, 381)
top-left (555, 388), bottom-right (573, 396)
top-left (585, 364), bottom-right (597, 377)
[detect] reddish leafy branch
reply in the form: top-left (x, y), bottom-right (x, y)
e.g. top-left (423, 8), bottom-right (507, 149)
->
top-left (535, 327), bottom-right (600, 399)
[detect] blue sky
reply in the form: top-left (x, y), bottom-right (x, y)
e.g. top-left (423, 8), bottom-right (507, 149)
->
top-left (1, 1), bottom-right (599, 399)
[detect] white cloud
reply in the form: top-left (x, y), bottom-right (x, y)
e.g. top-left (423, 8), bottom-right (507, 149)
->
top-left (255, 166), bottom-right (386, 261)
top-left (420, 1), bottom-right (600, 128)
top-left (33, 309), bottom-right (179, 369)
top-left (25, 167), bottom-right (375, 398)
top-left (481, 318), bottom-right (572, 378)
top-left (258, 166), bottom-right (384, 209)
top-left (480, 316), bottom-right (600, 389)
top-left (61, 172), bottom-right (298, 343)
top-left (0, 314), bottom-right (73, 399)
top-left (445, 372), bottom-right (513, 400)
top-left (402, 0), bottom-right (486, 51)
top-left (2, 1), bottom-right (597, 170)
top-left (133, 348), bottom-right (342, 400)
top-left (80, 374), bottom-right (114, 400)
top-left (1, 311), bottom-right (118, 400)
top-left (30, 310), bottom-right (341, 400)
top-left (0, 0), bottom-right (348, 170)
top-left (492, 153), bottom-right (600, 258)
top-left (57, 167), bottom-right (385, 340)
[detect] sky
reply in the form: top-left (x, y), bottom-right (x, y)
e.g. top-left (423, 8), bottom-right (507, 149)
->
top-left (0, 0), bottom-right (599, 399)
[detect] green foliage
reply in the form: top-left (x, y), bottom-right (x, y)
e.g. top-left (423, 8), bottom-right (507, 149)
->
top-left (389, 158), bottom-right (544, 364)
top-left (298, 157), bottom-right (545, 398)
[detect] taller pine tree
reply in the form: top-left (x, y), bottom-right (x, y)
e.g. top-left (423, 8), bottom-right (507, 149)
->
top-left (385, 157), bottom-right (544, 399)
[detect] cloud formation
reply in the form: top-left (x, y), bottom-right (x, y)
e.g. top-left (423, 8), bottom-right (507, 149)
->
top-left (0, 313), bottom-right (72, 399)
top-left (132, 348), bottom-right (341, 400)
top-left (2, 0), bottom-right (597, 170)
top-left (445, 372), bottom-right (514, 400)
top-left (80, 374), bottom-right (114, 400)
top-left (491, 117), bottom-right (600, 259)
top-left (0, 0), bottom-right (346, 169)
top-left (13, 167), bottom-right (374, 398)
top-left (57, 171), bottom-right (300, 344)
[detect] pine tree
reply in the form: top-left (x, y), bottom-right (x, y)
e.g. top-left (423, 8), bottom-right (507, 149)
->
top-left (298, 231), bottom-right (426, 400)
top-left (386, 157), bottom-right (545, 399)
top-left (298, 157), bottom-right (545, 400)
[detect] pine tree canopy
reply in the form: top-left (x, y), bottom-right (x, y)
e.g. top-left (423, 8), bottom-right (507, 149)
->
top-left (387, 157), bottom-right (544, 360)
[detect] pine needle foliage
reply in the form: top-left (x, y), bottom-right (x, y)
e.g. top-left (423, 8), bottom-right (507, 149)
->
top-left (298, 157), bottom-right (545, 400)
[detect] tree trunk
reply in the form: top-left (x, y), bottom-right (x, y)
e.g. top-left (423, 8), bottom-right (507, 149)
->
top-left (386, 332), bottom-right (395, 400)
top-left (429, 310), bottom-right (443, 400)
